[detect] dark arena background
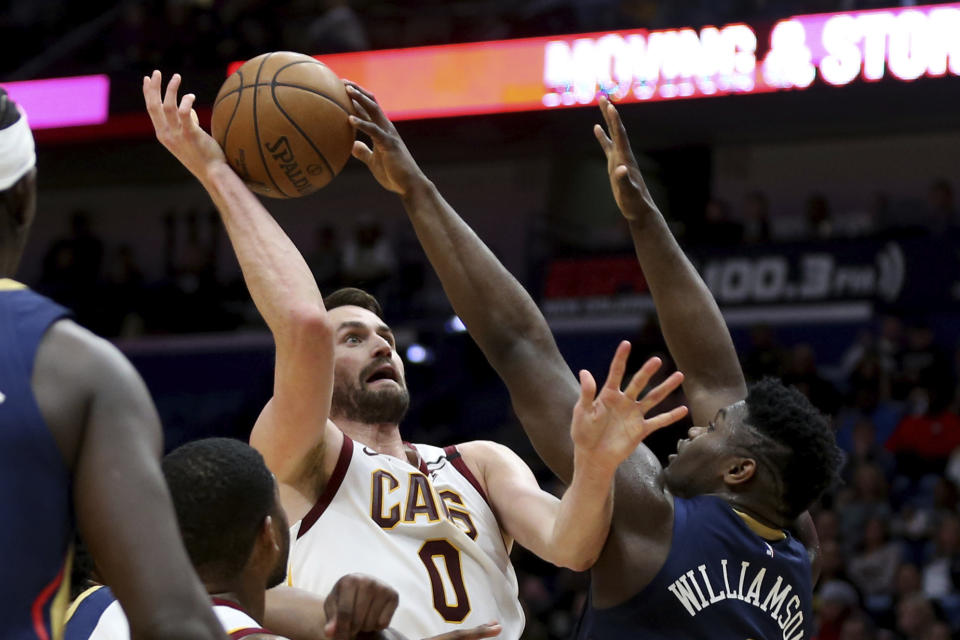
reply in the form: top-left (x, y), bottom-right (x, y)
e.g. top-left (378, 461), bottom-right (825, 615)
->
top-left (5, 1), bottom-right (960, 638)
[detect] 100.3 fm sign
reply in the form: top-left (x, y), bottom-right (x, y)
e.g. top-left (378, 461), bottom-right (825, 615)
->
top-left (543, 232), bottom-right (960, 328)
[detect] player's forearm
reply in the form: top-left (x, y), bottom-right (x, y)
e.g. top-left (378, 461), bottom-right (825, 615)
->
top-left (200, 162), bottom-right (328, 336)
top-left (264, 586), bottom-right (326, 640)
top-left (400, 177), bottom-right (552, 358)
top-left (547, 452), bottom-right (616, 571)
top-left (400, 178), bottom-right (578, 478)
top-left (626, 209), bottom-right (746, 422)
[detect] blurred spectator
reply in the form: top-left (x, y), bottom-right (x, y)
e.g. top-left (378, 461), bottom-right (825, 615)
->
top-left (894, 324), bottom-right (953, 409)
top-left (841, 419), bottom-right (895, 480)
top-left (818, 580), bottom-right (861, 640)
top-left (848, 516), bottom-right (902, 599)
top-left (783, 343), bottom-right (842, 415)
top-left (837, 463), bottom-right (892, 550)
top-left (838, 610), bottom-right (878, 640)
top-left (306, 225), bottom-right (343, 292)
top-left (687, 197), bottom-right (743, 245)
top-left (818, 509), bottom-right (841, 544)
top-left (805, 193), bottom-right (834, 239)
top-left (102, 244), bottom-right (146, 337)
top-left (895, 593), bottom-right (939, 640)
top-left (38, 210), bottom-right (105, 328)
top-left (922, 514), bottom-right (960, 600)
top-left (341, 217), bottom-right (396, 297)
top-left (742, 324), bottom-right (787, 380)
top-left (822, 539), bottom-right (853, 584)
top-left (886, 407), bottom-right (960, 476)
top-left (925, 179), bottom-right (957, 229)
top-left (741, 190), bottom-right (772, 243)
top-left (295, 0), bottom-right (369, 53)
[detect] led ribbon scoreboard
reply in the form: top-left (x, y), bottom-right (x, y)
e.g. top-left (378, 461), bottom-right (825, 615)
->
top-left (3, 3), bottom-right (957, 131)
top-left (230, 2), bottom-right (960, 120)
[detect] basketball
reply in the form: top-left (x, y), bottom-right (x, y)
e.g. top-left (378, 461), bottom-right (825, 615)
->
top-left (211, 51), bottom-right (354, 199)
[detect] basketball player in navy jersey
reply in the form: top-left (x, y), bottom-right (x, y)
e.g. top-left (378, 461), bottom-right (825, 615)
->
top-left (344, 84), bottom-right (842, 639)
top-left (0, 89), bottom-right (225, 639)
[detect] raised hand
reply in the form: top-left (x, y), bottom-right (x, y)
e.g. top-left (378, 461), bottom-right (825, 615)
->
top-left (593, 96), bottom-right (659, 222)
top-left (571, 341), bottom-right (687, 470)
top-left (142, 70), bottom-right (226, 181)
top-left (343, 81), bottom-right (427, 196)
top-left (323, 574), bottom-right (399, 640)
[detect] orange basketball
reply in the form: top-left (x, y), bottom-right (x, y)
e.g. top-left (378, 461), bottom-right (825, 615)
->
top-left (211, 51), bottom-right (354, 199)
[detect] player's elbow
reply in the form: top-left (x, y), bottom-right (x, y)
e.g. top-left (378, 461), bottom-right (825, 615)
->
top-left (555, 547), bottom-right (602, 572)
top-left (284, 305), bottom-right (334, 343)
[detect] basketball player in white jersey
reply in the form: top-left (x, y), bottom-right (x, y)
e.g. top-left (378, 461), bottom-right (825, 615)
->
top-left (65, 437), bottom-right (407, 640)
top-left (143, 71), bottom-right (688, 639)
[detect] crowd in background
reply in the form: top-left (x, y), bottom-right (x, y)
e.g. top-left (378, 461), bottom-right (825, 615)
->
top-left (32, 178), bottom-right (956, 338)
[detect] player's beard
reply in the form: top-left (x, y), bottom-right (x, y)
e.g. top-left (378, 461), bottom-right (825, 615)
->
top-left (330, 367), bottom-right (410, 425)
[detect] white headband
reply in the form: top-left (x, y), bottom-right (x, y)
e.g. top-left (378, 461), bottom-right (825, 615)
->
top-left (0, 106), bottom-right (36, 191)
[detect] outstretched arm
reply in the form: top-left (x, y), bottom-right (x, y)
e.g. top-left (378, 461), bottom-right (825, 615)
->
top-left (594, 97), bottom-right (746, 424)
top-left (143, 71), bottom-right (337, 488)
top-left (344, 82), bottom-right (583, 483)
top-left (593, 99), bottom-right (828, 563)
top-left (35, 322), bottom-right (225, 640)
top-left (460, 344), bottom-right (687, 570)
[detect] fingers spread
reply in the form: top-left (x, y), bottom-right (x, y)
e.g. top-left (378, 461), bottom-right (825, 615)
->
top-left (162, 73), bottom-right (182, 127)
top-left (593, 124), bottom-right (612, 153)
top-left (348, 114), bottom-right (389, 142)
top-left (345, 84), bottom-right (391, 128)
top-left (578, 369), bottom-right (597, 408)
top-left (178, 92), bottom-right (196, 123)
top-left (602, 340), bottom-right (632, 391)
top-left (623, 356), bottom-right (662, 400)
top-left (143, 73), bottom-right (164, 130)
top-left (350, 97), bottom-right (374, 122)
top-left (645, 405), bottom-right (689, 432)
top-left (638, 371), bottom-right (684, 414)
top-left (352, 140), bottom-right (374, 164)
top-left (343, 79), bottom-right (377, 102)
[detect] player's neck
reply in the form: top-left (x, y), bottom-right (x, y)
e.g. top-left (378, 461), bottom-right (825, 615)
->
top-left (336, 418), bottom-right (406, 461)
top-left (207, 581), bottom-right (266, 624)
top-left (723, 494), bottom-right (787, 530)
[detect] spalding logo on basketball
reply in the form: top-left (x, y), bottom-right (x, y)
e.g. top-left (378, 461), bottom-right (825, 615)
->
top-left (211, 51), bottom-right (355, 199)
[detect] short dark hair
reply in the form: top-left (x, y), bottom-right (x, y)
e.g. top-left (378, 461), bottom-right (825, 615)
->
top-left (162, 438), bottom-right (276, 581)
top-left (744, 378), bottom-right (842, 520)
top-left (324, 287), bottom-right (383, 319)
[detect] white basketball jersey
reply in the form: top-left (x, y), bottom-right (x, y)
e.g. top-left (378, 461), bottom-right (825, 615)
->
top-left (68, 588), bottom-right (272, 639)
top-left (287, 436), bottom-right (524, 639)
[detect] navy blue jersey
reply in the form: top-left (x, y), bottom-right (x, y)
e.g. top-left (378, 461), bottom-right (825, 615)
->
top-left (578, 495), bottom-right (813, 640)
top-left (0, 279), bottom-right (73, 638)
top-left (63, 586), bottom-right (118, 640)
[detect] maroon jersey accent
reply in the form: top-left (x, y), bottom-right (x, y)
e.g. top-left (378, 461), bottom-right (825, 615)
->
top-left (298, 436), bottom-right (354, 539)
top-left (229, 628), bottom-right (271, 639)
top-left (405, 441), bottom-right (429, 475)
top-left (443, 445), bottom-right (491, 508)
